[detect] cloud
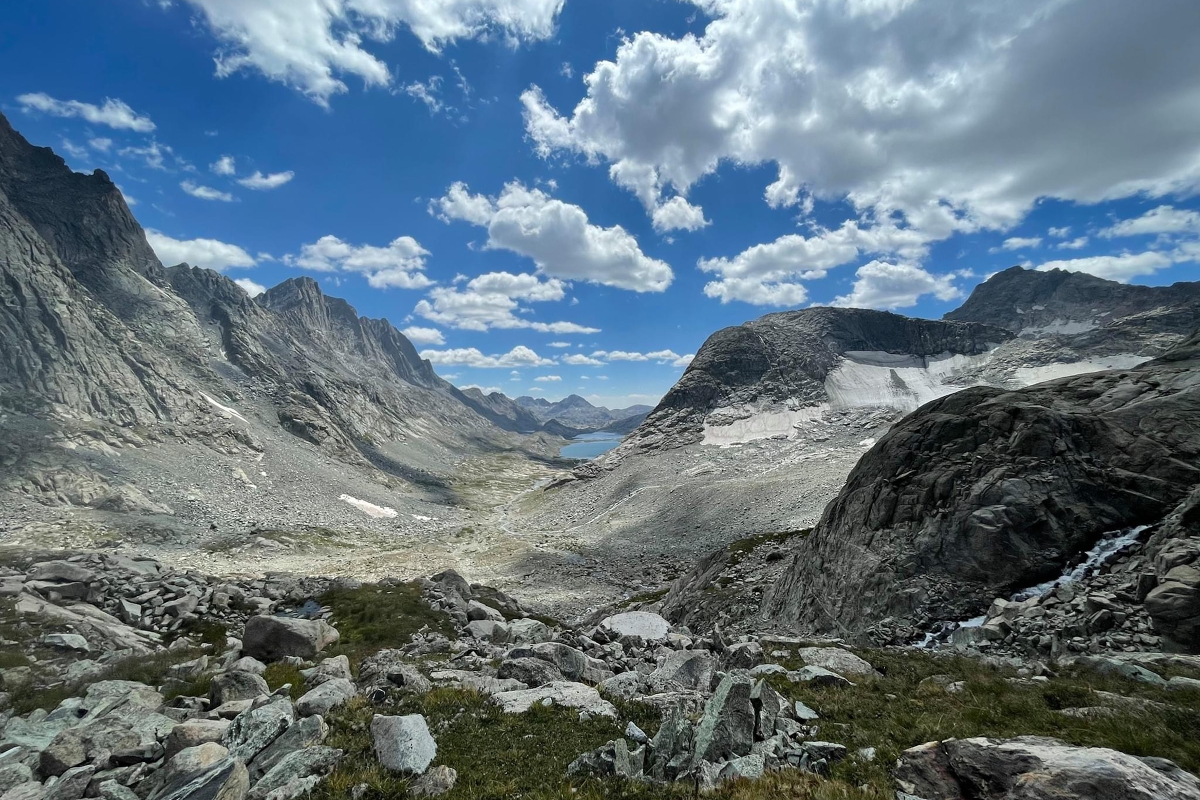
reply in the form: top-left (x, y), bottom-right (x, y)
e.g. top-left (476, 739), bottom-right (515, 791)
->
top-left (524, 0), bottom-right (1200, 255)
top-left (17, 92), bottom-right (155, 131)
top-left (420, 345), bottom-right (556, 368)
top-left (237, 170), bottom-right (294, 190)
top-left (404, 77), bottom-right (446, 114)
top-left (672, 354), bottom-right (695, 368)
top-left (432, 181), bottom-right (673, 292)
top-left (401, 326), bottom-right (445, 345)
top-left (176, 0), bottom-right (565, 105)
top-left (998, 236), bottom-right (1043, 251)
top-left (234, 278), bottom-right (267, 296)
top-left (534, 375), bottom-right (562, 382)
top-left (651, 196), bottom-right (710, 233)
top-left (696, 219), bottom-right (934, 306)
top-left (461, 384), bottom-right (503, 394)
top-left (146, 230), bottom-right (256, 270)
top-left (1101, 205), bottom-right (1200, 238)
top-left (414, 271), bottom-right (598, 333)
top-left (1048, 226), bottom-right (1072, 238)
top-left (830, 261), bottom-right (962, 310)
top-left (562, 353), bottom-right (604, 366)
top-left (120, 140), bottom-right (179, 171)
top-left (592, 349), bottom-right (686, 364)
top-left (88, 137), bottom-right (113, 152)
top-left (1057, 236), bottom-right (1089, 250)
top-left (1036, 252), bottom-right (1177, 283)
top-left (210, 155), bottom-right (236, 175)
top-left (548, 341), bottom-right (571, 348)
top-left (285, 235), bottom-right (433, 289)
top-left (181, 180), bottom-right (234, 202)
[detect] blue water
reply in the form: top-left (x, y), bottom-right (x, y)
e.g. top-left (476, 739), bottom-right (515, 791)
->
top-left (559, 432), bottom-right (622, 459)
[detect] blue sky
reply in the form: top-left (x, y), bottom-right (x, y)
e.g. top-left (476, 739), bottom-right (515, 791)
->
top-left (3, 0), bottom-right (1198, 409)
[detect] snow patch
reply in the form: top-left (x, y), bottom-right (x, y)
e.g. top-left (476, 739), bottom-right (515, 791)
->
top-left (1012, 355), bottom-right (1149, 385)
top-left (339, 494), bottom-right (398, 519)
top-left (1020, 319), bottom-right (1098, 337)
top-left (824, 351), bottom-right (991, 413)
top-left (201, 393), bottom-right (247, 423)
top-left (702, 406), bottom-right (827, 446)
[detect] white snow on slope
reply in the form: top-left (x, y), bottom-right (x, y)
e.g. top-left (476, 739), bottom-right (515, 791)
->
top-left (339, 494), bottom-right (399, 519)
top-left (703, 406), bottom-right (827, 446)
top-left (1012, 355), bottom-right (1150, 385)
top-left (201, 392), bottom-right (247, 423)
top-left (824, 351), bottom-right (991, 413)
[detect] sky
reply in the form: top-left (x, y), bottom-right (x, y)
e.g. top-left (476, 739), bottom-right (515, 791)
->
top-left (2, 0), bottom-right (1199, 410)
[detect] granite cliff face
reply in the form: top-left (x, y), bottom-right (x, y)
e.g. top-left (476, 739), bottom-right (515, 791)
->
top-left (0, 112), bottom-right (541, 533)
top-left (762, 331), bottom-right (1200, 647)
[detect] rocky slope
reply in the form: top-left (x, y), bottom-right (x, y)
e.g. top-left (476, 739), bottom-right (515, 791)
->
top-left (762, 330), bottom-right (1200, 649)
top-left (0, 112), bottom-right (552, 546)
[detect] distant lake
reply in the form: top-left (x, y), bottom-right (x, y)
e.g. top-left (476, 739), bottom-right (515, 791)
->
top-left (559, 431), bottom-right (623, 460)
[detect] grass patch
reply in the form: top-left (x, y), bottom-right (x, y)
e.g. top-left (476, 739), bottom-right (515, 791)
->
top-left (312, 689), bottom-right (876, 800)
top-left (764, 648), bottom-right (1200, 794)
top-left (171, 618), bottom-right (229, 649)
top-left (11, 648), bottom-right (208, 714)
top-left (264, 662), bottom-right (307, 700)
top-left (727, 529), bottom-right (811, 568)
top-left (618, 588), bottom-right (670, 609)
top-left (320, 582), bottom-right (456, 662)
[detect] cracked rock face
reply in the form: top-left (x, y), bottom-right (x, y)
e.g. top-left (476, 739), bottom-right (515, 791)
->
top-left (764, 331), bottom-right (1200, 643)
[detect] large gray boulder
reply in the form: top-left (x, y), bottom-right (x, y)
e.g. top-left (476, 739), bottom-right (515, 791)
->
top-left (295, 679), bottom-right (355, 717)
top-left (153, 743), bottom-right (249, 800)
top-left (691, 675), bottom-right (755, 766)
top-left (241, 617), bottom-right (339, 662)
top-left (490, 682), bottom-right (617, 719)
top-left (505, 643), bottom-right (611, 684)
top-left (248, 716), bottom-right (328, 782)
top-left (895, 736), bottom-right (1200, 799)
top-left (597, 612), bottom-right (670, 646)
top-left (210, 672), bottom-right (270, 706)
top-left (496, 658), bottom-right (565, 688)
top-left (222, 696), bottom-right (295, 763)
top-left (371, 715), bottom-right (436, 775)
top-left (247, 746), bottom-right (342, 800)
top-left (797, 647), bottom-right (877, 677)
top-left (648, 650), bottom-right (716, 693)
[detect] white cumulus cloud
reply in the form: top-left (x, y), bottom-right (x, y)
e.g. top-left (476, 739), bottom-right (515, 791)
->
top-left (234, 278), bottom-right (267, 296)
top-left (1101, 206), bottom-right (1200, 238)
top-left (431, 181), bottom-right (673, 292)
top-left (17, 93), bottom-right (155, 131)
top-left (830, 262), bottom-right (962, 310)
top-left (147, 230), bottom-right (256, 270)
top-left (238, 170), bottom-right (295, 190)
top-left (401, 326), bottom-right (445, 345)
top-left (176, 0), bottom-right (565, 105)
top-left (524, 0), bottom-right (1200, 259)
top-left (420, 345), bottom-right (556, 368)
top-left (181, 180), bottom-right (234, 202)
top-left (285, 235), bottom-right (433, 289)
top-left (1036, 252), bottom-right (1177, 283)
top-left (211, 155), bottom-right (236, 175)
top-left (415, 271), bottom-right (597, 333)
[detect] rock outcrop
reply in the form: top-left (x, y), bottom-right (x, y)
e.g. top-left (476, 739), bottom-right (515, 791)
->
top-left (764, 331), bottom-right (1200, 645)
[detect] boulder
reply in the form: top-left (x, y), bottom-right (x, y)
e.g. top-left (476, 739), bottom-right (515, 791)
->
top-left (506, 643), bottom-right (610, 684)
top-left (43, 765), bottom-right (93, 800)
top-left (719, 753), bottom-right (765, 781)
top-left (247, 746), bottom-right (342, 800)
top-left (750, 680), bottom-right (786, 741)
top-left (1, 784), bottom-right (46, 800)
top-left (210, 672), bottom-right (270, 706)
top-left (597, 672), bottom-right (644, 702)
top-left (797, 647), bottom-right (877, 677)
top-left (229, 658), bottom-right (267, 676)
top-left (0, 764), bottom-right (33, 796)
top-left (222, 696), bottom-right (295, 763)
top-left (691, 675), bottom-right (755, 766)
top-left (490, 682), bottom-right (617, 719)
top-left (409, 765), bottom-right (457, 798)
top-left (722, 642), bottom-right (764, 670)
top-left (295, 679), bottom-right (355, 717)
top-left (496, 658), bottom-right (565, 688)
top-left (1145, 566), bottom-right (1200, 653)
top-left (39, 732), bottom-right (86, 777)
top-left (154, 745), bottom-right (249, 800)
top-left (41, 634), bottom-right (89, 653)
top-left (648, 709), bottom-right (693, 781)
top-left (895, 736), bottom-right (1200, 799)
top-left (795, 666), bottom-right (854, 687)
top-left (371, 715), bottom-right (436, 774)
top-left (300, 656), bottom-right (351, 688)
top-left (27, 562), bottom-right (95, 584)
top-left (463, 620), bottom-right (508, 643)
top-left (506, 619), bottom-right (552, 645)
top-left (358, 651), bottom-right (432, 696)
top-left (165, 720), bottom-right (233, 759)
top-left (648, 650), bottom-right (716, 693)
top-left (248, 716), bottom-right (329, 782)
top-left (466, 601), bottom-right (504, 622)
top-left (242, 617), bottom-right (339, 662)
top-left (597, 612), bottom-right (670, 646)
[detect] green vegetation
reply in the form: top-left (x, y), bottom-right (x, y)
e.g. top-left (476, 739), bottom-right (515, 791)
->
top-left (319, 582), bottom-right (457, 661)
top-left (264, 661), bottom-right (307, 700)
top-left (618, 588), bottom-right (670, 609)
top-left (727, 529), bottom-right (811, 567)
top-left (765, 649), bottom-right (1200, 794)
top-left (311, 689), bottom-right (878, 800)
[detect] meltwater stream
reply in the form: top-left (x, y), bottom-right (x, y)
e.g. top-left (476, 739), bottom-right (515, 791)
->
top-left (919, 525), bottom-right (1151, 648)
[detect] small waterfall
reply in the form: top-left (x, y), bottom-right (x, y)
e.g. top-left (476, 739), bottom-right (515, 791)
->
top-left (918, 525), bottom-right (1150, 649)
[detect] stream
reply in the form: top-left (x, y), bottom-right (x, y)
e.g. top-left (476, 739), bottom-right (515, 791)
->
top-left (919, 525), bottom-right (1151, 648)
